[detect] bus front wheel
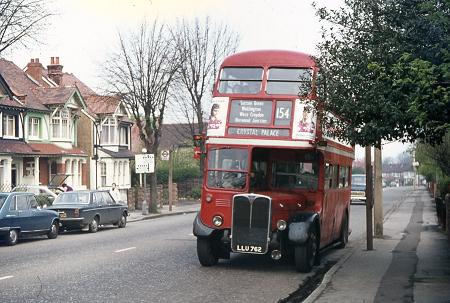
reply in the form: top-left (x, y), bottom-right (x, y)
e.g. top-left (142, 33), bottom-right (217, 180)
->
top-left (197, 237), bottom-right (219, 266)
top-left (294, 227), bottom-right (319, 273)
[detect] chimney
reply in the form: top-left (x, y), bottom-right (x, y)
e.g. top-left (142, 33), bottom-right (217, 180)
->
top-left (47, 56), bottom-right (63, 86)
top-left (26, 58), bottom-right (44, 84)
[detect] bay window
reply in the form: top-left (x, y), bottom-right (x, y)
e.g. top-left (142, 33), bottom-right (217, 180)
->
top-left (100, 162), bottom-right (107, 187)
top-left (101, 118), bottom-right (116, 144)
top-left (28, 117), bottom-right (40, 138)
top-left (2, 114), bottom-right (16, 137)
top-left (119, 126), bottom-right (128, 145)
top-left (51, 109), bottom-right (70, 139)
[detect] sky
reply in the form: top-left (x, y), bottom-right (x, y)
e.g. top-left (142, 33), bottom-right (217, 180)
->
top-left (5, 0), bottom-right (410, 159)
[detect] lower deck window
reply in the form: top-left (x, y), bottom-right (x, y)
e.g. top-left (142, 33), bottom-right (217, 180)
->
top-left (272, 160), bottom-right (318, 190)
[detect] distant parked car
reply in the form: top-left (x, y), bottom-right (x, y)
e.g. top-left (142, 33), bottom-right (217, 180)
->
top-left (0, 192), bottom-right (59, 246)
top-left (351, 174), bottom-right (366, 203)
top-left (12, 185), bottom-right (61, 206)
top-left (48, 190), bottom-right (128, 233)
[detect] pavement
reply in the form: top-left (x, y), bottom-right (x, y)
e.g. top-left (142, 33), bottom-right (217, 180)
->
top-left (127, 199), bottom-right (200, 223)
top-left (306, 188), bottom-right (450, 303)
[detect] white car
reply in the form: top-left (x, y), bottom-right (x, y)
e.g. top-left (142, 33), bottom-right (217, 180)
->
top-left (11, 185), bottom-right (60, 204)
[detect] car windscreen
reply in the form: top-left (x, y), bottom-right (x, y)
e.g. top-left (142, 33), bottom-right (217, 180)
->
top-left (0, 195), bottom-right (7, 209)
top-left (53, 192), bottom-right (90, 204)
top-left (352, 175), bottom-right (366, 185)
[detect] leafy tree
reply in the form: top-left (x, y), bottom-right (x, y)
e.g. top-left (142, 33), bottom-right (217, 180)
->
top-left (0, 0), bottom-right (51, 54)
top-left (314, 0), bottom-right (449, 146)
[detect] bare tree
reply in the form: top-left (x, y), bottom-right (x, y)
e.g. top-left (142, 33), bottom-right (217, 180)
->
top-left (103, 21), bottom-right (181, 212)
top-left (171, 17), bottom-right (239, 171)
top-left (0, 0), bottom-right (52, 54)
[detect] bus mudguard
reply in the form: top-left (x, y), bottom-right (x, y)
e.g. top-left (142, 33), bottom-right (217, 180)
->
top-left (193, 213), bottom-right (214, 237)
top-left (288, 212), bottom-right (319, 245)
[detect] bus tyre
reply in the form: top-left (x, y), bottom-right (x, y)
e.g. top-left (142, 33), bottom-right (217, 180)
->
top-left (197, 238), bottom-right (219, 266)
top-left (337, 213), bottom-right (349, 249)
top-left (294, 227), bottom-right (318, 273)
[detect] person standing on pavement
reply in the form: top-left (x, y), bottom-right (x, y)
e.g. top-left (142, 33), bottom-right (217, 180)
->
top-left (110, 183), bottom-right (122, 203)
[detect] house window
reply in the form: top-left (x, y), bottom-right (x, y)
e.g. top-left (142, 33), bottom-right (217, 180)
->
top-left (101, 118), bottom-right (116, 144)
top-left (113, 161), bottom-right (117, 184)
top-left (118, 161), bottom-right (122, 186)
top-left (28, 117), bottom-right (40, 138)
top-left (100, 162), bottom-right (107, 187)
top-left (2, 114), bottom-right (16, 137)
top-left (23, 158), bottom-right (35, 176)
top-left (78, 161), bottom-right (82, 186)
top-left (51, 109), bottom-right (70, 139)
top-left (119, 126), bottom-right (128, 145)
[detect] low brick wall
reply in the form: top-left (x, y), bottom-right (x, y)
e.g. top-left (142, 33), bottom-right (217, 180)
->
top-left (127, 183), bottom-right (178, 211)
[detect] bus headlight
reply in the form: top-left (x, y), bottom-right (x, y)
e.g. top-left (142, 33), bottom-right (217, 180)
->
top-left (277, 219), bottom-right (287, 231)
top-left (212, 215), bottom-right (223, 227)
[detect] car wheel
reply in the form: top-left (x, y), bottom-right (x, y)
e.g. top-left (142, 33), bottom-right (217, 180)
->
top-left (197, 237), bottom-right (219, 266)
top-left (47, 221), bottom-right (59, 239)
top-left (294, 226), bottom-right (319, 273)
top-left (118, 213), bottom-right (127, 228)
top-left (7, 229), bottom-right (19, 246)
top-left (336, 212), bottom-right (349, 249)
top-left (88, 216), bottom-right (99, 233)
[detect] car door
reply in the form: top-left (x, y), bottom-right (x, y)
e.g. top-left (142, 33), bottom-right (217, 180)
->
top-left (29, 195), bottom-right (50, 231)
top-left (93, 192), bottom-right (110, 224)
top-left (16, 195), bottom-right (33, 232)
top-left (103, 192), bottom-right (121, 224)
top-left (3, 196), bottom-right (20, 230)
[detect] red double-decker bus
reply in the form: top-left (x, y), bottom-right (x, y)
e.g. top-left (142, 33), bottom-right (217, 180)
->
top-left (193, 50), bottom-right (354, 272)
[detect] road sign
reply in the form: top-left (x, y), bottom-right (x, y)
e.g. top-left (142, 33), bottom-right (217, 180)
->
top-left (161, 150), bottom-right (170, 161)
top-left (135, 154), bottom-right (154, 173)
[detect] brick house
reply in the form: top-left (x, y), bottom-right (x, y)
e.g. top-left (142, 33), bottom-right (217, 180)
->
top-left (0, 58), bottom-right (88, 190)
top-left (24, 57), bottom-right (134, 199)
top-left (79, 95), bottom-right (134, 201)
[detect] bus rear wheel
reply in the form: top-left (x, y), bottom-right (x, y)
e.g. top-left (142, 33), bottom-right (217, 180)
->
top-left (294, 227), bottom-right (319, 273)
top-left (336, 212), bottom-right (349, 249)
top-left (197, 237), bottom-right (219, 266)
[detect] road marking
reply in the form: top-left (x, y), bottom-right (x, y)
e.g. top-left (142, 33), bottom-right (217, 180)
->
top-left (0, 276), bottom-right (13, 281)
top-left (114, 247), bottom-right (136, 253)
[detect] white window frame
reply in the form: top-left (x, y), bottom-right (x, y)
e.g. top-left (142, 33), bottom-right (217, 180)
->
top-left (101, 117), bottom-right (117, 144)
top-left (24, 160), bottom-right (35, 177)
top-left (100, 162), bottom-right (107, 187)
top-left (119, 126), bottom-right (128, 146)
top-left (3, 114), bottom-right (16, 137)
top-left (28, 117), bottom-right (40, 139)
top-left (51, 109), bottom-right (71, 139)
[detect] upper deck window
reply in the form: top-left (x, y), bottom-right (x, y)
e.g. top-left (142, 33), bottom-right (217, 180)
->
top-left (266, 68), bottom-right (312, 96)
top-left (218, 67), bottom-right (263, 94)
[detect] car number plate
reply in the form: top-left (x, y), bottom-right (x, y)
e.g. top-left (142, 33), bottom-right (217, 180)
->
top-left (235, 244), bottom-right (263, 253)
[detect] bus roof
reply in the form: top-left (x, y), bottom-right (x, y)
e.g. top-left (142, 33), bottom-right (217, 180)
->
top-left (221, 50), bottom-right (316, 68)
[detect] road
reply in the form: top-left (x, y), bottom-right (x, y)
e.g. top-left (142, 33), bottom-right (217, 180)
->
top-left (0, 187), bottom-right (412, 303)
